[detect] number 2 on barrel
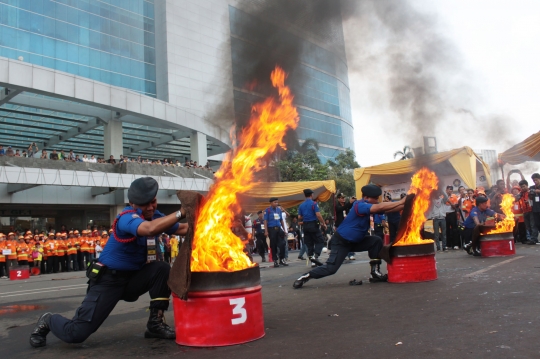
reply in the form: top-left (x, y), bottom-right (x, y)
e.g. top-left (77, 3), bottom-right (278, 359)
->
top-left (16, 271), bottom-right (21, 277)
top-left (229, 297), bottom-right (247, 325)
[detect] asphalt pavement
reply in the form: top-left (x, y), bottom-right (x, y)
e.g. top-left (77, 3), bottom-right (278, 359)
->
top-left (2, 245), bottom-right (540, 359)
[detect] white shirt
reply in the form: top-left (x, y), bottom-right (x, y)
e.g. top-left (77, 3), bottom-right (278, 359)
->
top-left (89, 158), bottom-right (97, 163)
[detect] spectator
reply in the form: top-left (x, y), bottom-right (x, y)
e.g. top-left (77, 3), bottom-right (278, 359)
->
top-left (22, 150), bottom-right (27, 157)
top-left (94, 240), bottom-right (103, 259)
top-left (75, 155), bottom-right (82, 162)
top-left (175, 160), bottom-right (182, 167)
top-left (107, 155), bottom-right (116, 164)
top-left (14, 149), bottom-right (21, 157)
top-left (429, 190), bottom-right (448, 251)
top-left (156, 236), bottom-right (165, 261)
top-left (82, 154), bottom-right (89, 162)
top-left (6, 146), bottom-right (14, 156)
top-left (40, 149), bottom-right (48, 159)
top-left (28, 142), bottom-right (38, 158)
top-left (0, 145), bottom-right (4, 155)
top-left (531, 173), bottom-right (540, 243)
top-left (49, 149), bottom-right (59, 160)
top-left (68, 150), bottom-right (76, 161)
top-left (89, 155), bottom-right (97, 163)
top-left (59, 149), bottom-right (66, 160)
top-left (136, 155), bottom-right (142, 163)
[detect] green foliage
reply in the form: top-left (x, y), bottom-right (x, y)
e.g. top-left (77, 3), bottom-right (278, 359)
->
top-left (276, 139), bottom-right (360, 219)
top-left (394, 146), bottom-right (414, 161)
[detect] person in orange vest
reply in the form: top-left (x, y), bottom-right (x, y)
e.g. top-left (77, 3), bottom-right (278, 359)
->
top-left (100, 231), bottom-right (109, 249)
top-left (80, 230), bottom-right (94, 268)
top-left (16, 235), bottom-right (30, 266)
top-left (88, 230), bottom-right (99, 260)
top-left (25, 234), bottom-right (35, 269)
top-left (444, 185), bottom-right (460, 249)
top-left (56, 233), bottom-right (67, 272)
top-left (6, 232), bottom-right (18, 270)
top-left (67, 231), bottom-right (78, 271)
top-left (44, 233), bottom-right (58, 274)
top-left (37, 233), bottom-right (47, 273)
top-left (0, 233), bottom-right (7, 278)
top-left (73, 230), bottom-right (83, 271)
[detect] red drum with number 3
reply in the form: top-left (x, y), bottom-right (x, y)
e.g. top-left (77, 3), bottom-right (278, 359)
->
top-left (172, 267), bottom-right (265, 347)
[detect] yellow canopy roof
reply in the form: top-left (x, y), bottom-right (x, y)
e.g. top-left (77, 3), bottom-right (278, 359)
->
top-left (353, 146), bottom-right (492, 197)
top-left (238, 180), bottom-right (336, 212)
top-left (498, 131), bottom-right (540, 165)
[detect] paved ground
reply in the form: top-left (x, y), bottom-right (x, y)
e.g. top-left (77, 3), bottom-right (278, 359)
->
top-left (1, 245), bottom-right (540, 359)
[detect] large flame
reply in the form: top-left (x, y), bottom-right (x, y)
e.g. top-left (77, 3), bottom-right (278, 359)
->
top-left (486, 193), bottom-right (515, 234)
top-left (393, 168), bottom-right (437, 246)
top-left (191, 66), bottom-right (299, 272)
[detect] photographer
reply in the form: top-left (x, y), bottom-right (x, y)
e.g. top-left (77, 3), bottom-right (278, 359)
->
top-left (530, 173), bottom-right (540, 242)
top-left (28, 142), bottom-right (39, 158)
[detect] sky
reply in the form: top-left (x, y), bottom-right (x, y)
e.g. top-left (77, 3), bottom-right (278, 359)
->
top-left (345, 0), bottom-right (540, 171)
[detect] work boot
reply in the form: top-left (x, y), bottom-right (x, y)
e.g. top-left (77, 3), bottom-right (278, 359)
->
top-left (145, 308), bottom-right (175, 339)
top-left (279, 259), bottom-right (289, 266)
top-left (29, 312), bottom-right (52, 348)
top-left (274, 261), bottom-right (279, 268)
top-left (261, 256), bottom-right (266, 262)
top-left (298, 256), bottom-right (306, 260)
top-left (309, 256), bottom-right (323, 267)
top-left (472, 250), bottom-right (482, 257)
top-left (293, 273), bottom-right (311, 289)
top-left (369, 259), bottom-right (388, 283)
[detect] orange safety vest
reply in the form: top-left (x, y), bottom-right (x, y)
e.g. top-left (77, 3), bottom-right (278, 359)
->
top-left (45, 239), bottom-right (57, 256)
top-left (0, 241), bottom-right (6, 262)
top-left (67, 239), bottom-right (78, 255)
top-left (80, 236), bottom-right (90, 252)
top-left (6, 240), bottom-right (17, 260)
top-left (87, 237), bottom-right (96, 254)
top-left (16, 242), bottom-right (29, 261)
top-left (56, 239), bottom-right (67, 256)
top-left (446, 194), bottom-right (459, 206)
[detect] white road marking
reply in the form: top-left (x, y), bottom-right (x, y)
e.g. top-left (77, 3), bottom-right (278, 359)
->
top-left (465, 256), bottom-right (524, 277)
top-left (0, 284), bottom-right (88, 298)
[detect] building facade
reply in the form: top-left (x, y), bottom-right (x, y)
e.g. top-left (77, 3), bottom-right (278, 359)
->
top-left (0, 0), bottom-right (353, 231)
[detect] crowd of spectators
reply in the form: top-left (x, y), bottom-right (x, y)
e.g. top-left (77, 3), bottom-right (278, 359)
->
top-left (0, 143), bottom-right (214, 171)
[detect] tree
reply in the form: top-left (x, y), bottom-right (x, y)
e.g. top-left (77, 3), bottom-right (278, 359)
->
top-left (394, 146), bottom-right (414, 160)
top-left (327, 149), bottom-right (360, 197)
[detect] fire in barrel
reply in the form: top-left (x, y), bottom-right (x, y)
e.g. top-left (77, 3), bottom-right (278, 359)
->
top-left (480, 193), bottom-right (516, 257)
top-left (387, 168), bottom-right (439, 283)
top-left (172, 66), bottom-right (299, 347)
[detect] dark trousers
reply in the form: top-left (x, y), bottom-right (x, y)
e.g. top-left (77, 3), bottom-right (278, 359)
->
top-left (268, 227), bottom-right (285, 261)
top-left (69, 254), bottom-right (78, 271)
top-left (0, 262), bottom-right (7, 277)
top-left (59, 255), bottom-right (68, 272)
top-left (164, 251), bottom-right (171, 263)
top-left (388, 221), bottom-right (399, 243)
top-left (303, 223), bottom-right (324, 257)
top-left (310, 233), bottom-right (383, 279)
top-left (83, 252), bottom-right (94, 268)
top-left (373, 226), bottom-right (384, 239)
top-left (18, 260), bottom-right (28, 266)
top-left (48, 261), bottom-right (171, 344)
top-left (513, 221), bottom-right (526, 243)
top-left (532, 212), bottom-right (540, 242)
top-left (47, 256), bottom-right (58, 273)
top-left (255, 233), bottom-right (266, 259)
top-left (77, 251), bottom-right (84, 271)
top-left (445, 212), bottom-right (459, 247)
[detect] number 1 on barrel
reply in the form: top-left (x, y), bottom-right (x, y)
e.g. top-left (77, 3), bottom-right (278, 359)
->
top-left (229, 297), bottom-right (247, 325)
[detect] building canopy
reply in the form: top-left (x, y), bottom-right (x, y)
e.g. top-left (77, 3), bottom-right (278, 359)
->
top-left (498, 131), bottom-right (540, 165)
top-left (238, 180), bottom-right (336, 212)
top-left (353, 147), bottom-right (492, 197)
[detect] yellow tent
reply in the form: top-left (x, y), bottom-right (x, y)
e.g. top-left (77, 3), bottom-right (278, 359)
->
top-left (498, 131), bottom-right (540, 165)
top-left (238, 180), bottom-right (336, 212)
top-left (353, 146), bottom-right (492, 198)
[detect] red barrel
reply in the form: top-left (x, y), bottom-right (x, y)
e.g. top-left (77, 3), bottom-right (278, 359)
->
top-left (9, 265), bottom-right (30, 280)
top-left (173, 285), bottom-right (265, 346)
top-left (480, 232), bottom-right (515, 257)
top-left (387, 255), bottom-right (437, 283)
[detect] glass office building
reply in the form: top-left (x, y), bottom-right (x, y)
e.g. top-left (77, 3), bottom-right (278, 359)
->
top-left (229, 5), bottom-right (354, 162)
top-left (0, 0), bottom-right (156, 96)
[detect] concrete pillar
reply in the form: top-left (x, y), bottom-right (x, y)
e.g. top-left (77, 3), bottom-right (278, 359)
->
top-left (110, 205), bottom-right (125, 226)
top-left (190, 132), bottom-right (207, 166)
top-left (104, 120), bottom-right (123, 159)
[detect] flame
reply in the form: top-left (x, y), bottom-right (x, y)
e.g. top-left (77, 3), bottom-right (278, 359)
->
top-left (191, 66), bottom-right (299, 272)
top-left (393, 168), bottom-right (437, 246)
top-left (486, 193), bottom-right (515, 234)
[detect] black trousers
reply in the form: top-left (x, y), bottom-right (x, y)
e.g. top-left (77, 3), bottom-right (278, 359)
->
top-left (309, 233), bottom-right (383, 279)
top-left (47, 256), bottom-right (58, 273)
top-left (255, 233), bottom-right (266, 258)
top-left (59, 255), bottom-right (68, 272)
top-left (48, 261), bottom-right (171, 344)
top-left (0, 262), bottom-right (7, 277)
top-left (373, 226), bottom-right (384, 239)
top-left (77, 251), bottom-right (84, 271)
top-left (268, 227), bottom-right (285, 261)
top-left (513, 221), bottom-right (526, 243)
top-left (68, 254), bottom-right (78, 271)
top-left (445, 212), bottom-right (459, 247)
top-left (303, 222), bottom-right (324, 257)
top-left (388, 221), bottom-right (399, 243)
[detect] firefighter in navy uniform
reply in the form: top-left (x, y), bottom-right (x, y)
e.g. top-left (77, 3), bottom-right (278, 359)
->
top-left (298, 189), bottom-right (327, 267)
top-left (29, 177), bottom-right (189, 347)
top-left (252, 211), bottom-right (267, 262)
top-left (293, 185), bottom-right (406, 288)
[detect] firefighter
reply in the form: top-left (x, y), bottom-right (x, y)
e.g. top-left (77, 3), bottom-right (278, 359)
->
top-left (44, 233), bottom-right (58, 274)
top-left (293, 185), bottom-right (406, 289)
top-left (30, 177), bottom-right (189, 347)
top-left (17, 235), bottom-right (29, 266)
top-left (6, 232), bottom-right (18, 269)
top-left (0, 233), bottom-right (8, 278)
top-left (67, 232), bottom-right (78, 271)
top-left (252, 211), bottom-right (267, 262)
top-left (298, 189), bottom-right (327, 267)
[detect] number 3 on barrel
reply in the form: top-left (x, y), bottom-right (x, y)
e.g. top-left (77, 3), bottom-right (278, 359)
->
top-left (229, 297), bottom-right (247, 325)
